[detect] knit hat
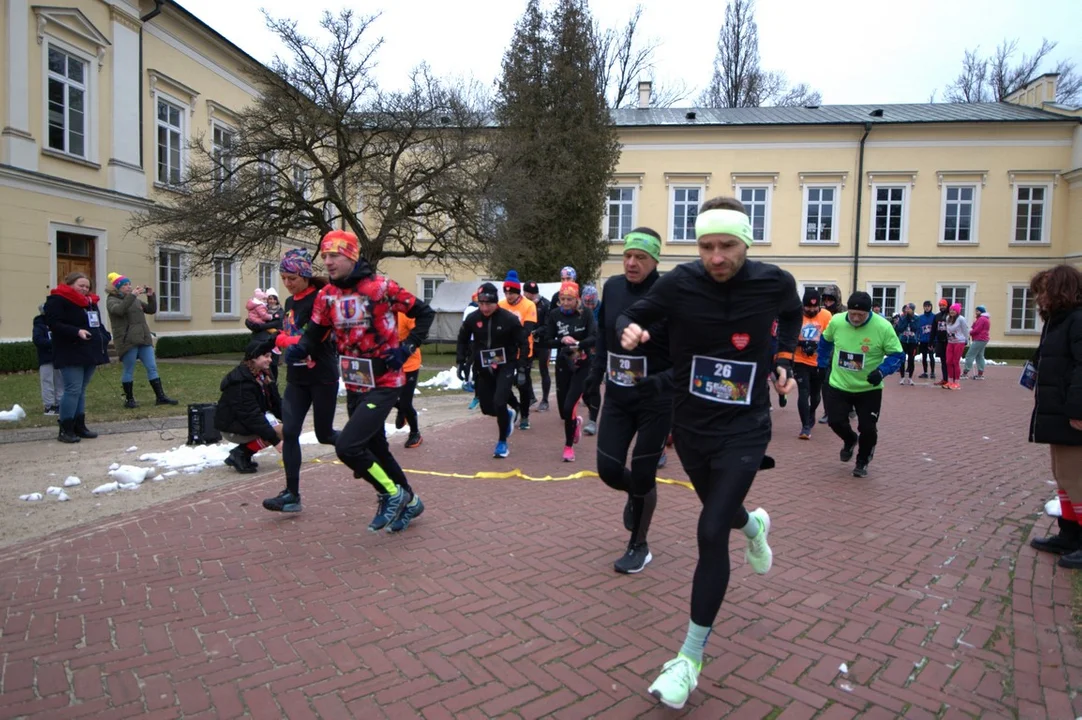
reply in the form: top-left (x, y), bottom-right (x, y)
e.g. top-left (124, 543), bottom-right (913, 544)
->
top-left (907, 303), bottom-right (916, 310)
top-left (319, 230), bottom-right (360, 262)
top-left (847, 291), bottom-right (872, 312)
top-left (523, 281), bottom-right (539, 295)
top-left (623, 230), bottom-right (661, 262)
top-left (559, 281), bottom-right (580, 299)
top-left (950, 303), bottom-right (962, 313)
top-left (560, 266), bottom-right (577, 281)
top-left (503, 270), bottom-right (521, 292)
top-left (244, 336), bottom-right (276, 360)
top-left (938, 298), bottom-right (948, 307)
top-left (476, 282), bottom-right (499, 303)
top-left (279, 248), bottom-right (313, 277)
top-left (252, 288), bottom-right (267, 302)
top-left (582, 285), bottom-right (599, 305)
top-left (976, 305), bottom-right (986, 313)
top-left (924, 300), bottom-right (933, 307)
top-left (802, 288), bottom-right (820, 307)
top-left (107, 272), bottom-right (130, 289)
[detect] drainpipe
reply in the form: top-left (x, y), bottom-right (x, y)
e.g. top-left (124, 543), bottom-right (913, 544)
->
top-left (138, 1), bottom-right (165, 169)
top-left (851, 121), bottom-right (871, 294)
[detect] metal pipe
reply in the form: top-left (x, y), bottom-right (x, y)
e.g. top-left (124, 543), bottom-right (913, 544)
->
top-left (137, 2), bottom-right (165, 169)
top-left (851, 121), bottom-right (872, 294)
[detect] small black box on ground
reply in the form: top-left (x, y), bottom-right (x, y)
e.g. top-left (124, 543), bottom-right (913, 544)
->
top-left (187, 403), bottom-right (221, 445)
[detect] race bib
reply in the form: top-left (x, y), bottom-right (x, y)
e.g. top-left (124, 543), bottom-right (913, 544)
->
top-left (86, 310), bottom-right (101, 328)
top-left (1019, 361), bottom-right (1037, 390)
top-left (689, 355), bottom-right (755, 405)
top-left (838, 351), bottom-right (865, 371)
top-left (340, 356), bottom-right (375, 389)
top-left (332, 295), bottom-right (369, 329)
top-left (480, 348), bottom-right (507, 367)
top-left (264, 411), bottom-right (281, 427)
top-left (607, 353), bottom-right (647, 387)
top-left (938, 321), bottom-right (947, 332)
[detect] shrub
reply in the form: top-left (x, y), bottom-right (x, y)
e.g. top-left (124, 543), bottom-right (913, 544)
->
top-left (985, 345), bottom-right (1038, 361)
top-left (0, 342), bottom-right (37, 373)
top-left (155, 333), bottom-right (251, 358)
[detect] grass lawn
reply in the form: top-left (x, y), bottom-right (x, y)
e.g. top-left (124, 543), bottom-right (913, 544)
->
top-left (0, 352), bottom-right (460, 430)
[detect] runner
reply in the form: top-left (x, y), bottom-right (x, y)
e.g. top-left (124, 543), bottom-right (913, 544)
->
top-left (818, 285), bottom-right (846, 423)
top-left (544, 281), bottom-right (597, 462)
top-left (263, 249), bottom-right (339, 513)
top-left (589, 227), bottom-right (672, 574)
top-left (817, 291), bottom-right (905, 478)
top-left (285, 230), bottom-right (433, 533)
top-left (550, 266), bottom-right (577, 308)
top-left (617, 197), bottom-right (799, 710)
top-left (457, 283), bottom-right (530, 458)
top-left (794, 288), bottom-right (831, 439)
top-left (523, 281), bottom-right (552, 411)
top-left (894, 303), bottom-right (920, 385)
top-left (394, 311), bottom-right (424, 447)
top-left (499, 270), bottom-right (537, 430)
top-left (917, 300), bottom-right (937, 379)
top-left (581, 284), bottom-right (602, 435)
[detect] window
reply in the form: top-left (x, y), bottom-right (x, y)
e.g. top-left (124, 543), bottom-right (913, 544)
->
top-left (1013, 185), bottom-right (1050, 244)
top-left (212, 124), bottom-right (235, 188)
top-left (803, 186), bottom-right (838, 243)
top-left (157, 249), bottom-right (187, 316)
top-left (605, 187), bottom-right (635, 241)
top-left (941, 185), bottom-right (977, 243)
top-left (670, 187), bottom-right (701, 242)
top-left (938, 284), bottom-right (974, 315)
top-left (420, 277), bottom-right (445, 303)
top-left (1009, 285), bottom-right (1039, 332)
top-left (800, 283), bottom-right (833, 299)
top-left (258, 261), bottom-right (276, 291)
top-left (213, 259), bottom-right (236, 316)
top-left (156, 98), bottom-right (184, 185)
top-left (737, 186), bottom-right (771, 243)
top-left (46, 46), bottom-right (87, 157)
top-left (871, 186), bottom-right (907, 243)
top-left (869, 285), bottom-right (902, 318)
top-left (293, 166), bottom-right (310, 198)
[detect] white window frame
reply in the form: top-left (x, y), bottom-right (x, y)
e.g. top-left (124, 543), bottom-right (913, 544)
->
top-left (1006, 284), bottom-right (1041, 335)
top-left (735, 184), bottom-right (773, 245)
top-left (869, 184), bottom-right (910, 245)
top-left (865, 282), bottom-right (906, 318)
top-left (418, 275), bottom-right (446, 304)
top-left (156, 247), bottom-right (191, 319)
top-left (668, 185), bottom-right (705, 244)
top-left (797, 282), bottom-right (836, 301)
top-left (155, 92), bottom-right (187, 187)
top-left (293, 165), bottom-right (311, 199)
top-left (41, 37), bottom-right (99, 164)
top-left (801, 184), bottom-right (841, 245)
top-left (211, 122), bottom-right (236, 189)
top-left (604, 186), bottom-right (637, 243)
top-left (1011, 183), bottom-right (1052, 245)
top-left (939, 183), bottom-right (981, 245)
top-left (212, 257), bottom-right (239, 318)
top-left (44, 43), bottom-right (88, 159)
top-left (257, 261), bottom-right (276, 292)
top-left (936, 282), bottom-right (977, 316)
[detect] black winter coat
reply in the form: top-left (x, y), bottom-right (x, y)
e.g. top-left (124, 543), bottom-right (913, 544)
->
top-left (32, 314), bottom-right (54, 366)
top-left (43, 292), bottom-right (111, 369)
top-left (214, 364), bottom-right (283, 444)
top-left (1029, 307), bottom-right (1082, 446)
top-left (543, 308), bottom-right (597, 371)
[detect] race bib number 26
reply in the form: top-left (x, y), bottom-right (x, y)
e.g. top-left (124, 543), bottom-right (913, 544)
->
top-left (689, 356), bottom-right (756, 405)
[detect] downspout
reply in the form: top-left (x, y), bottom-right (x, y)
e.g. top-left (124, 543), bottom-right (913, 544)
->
top-left (851, 121), bottom-right (871, 294)
top-left (138, 1), bottom-right (165, 169)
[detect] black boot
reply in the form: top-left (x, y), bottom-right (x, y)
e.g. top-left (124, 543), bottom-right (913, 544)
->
top-left (150, 378), bottom-right (178, 405)
top-left (1030, 517), bottom-right (1082, 555)
top-left (73, 414), bottom-right (97, 439)
top-left (57, 418), bottom-right (80, 444)
top-left (224, 446), bottom-right (257, 474)
top-left (122, 381), bottom-right (138, 409)
top-left (1059, 549), bottom-right (1082, 569)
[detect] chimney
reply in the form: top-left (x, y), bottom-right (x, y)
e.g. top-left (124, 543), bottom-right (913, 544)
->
top-left (637, 81), bottom-right (652, 109)
top-left (1005, 74), bottom-right (1059, 108)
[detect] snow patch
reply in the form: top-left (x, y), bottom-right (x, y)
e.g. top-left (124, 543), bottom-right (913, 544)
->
top-left (108, 465), bottom-right (152, 485)
top-left (19, 493), bottom-right (43, 501)
top-left (92, 482), bottom-right (119, 495)
top-left (418, 368), bottom-right (463, 391)
top-left (108, 463), bottom-right (120, 471)
top-left (0, 404), bottom-right (26, 422)
top-left (63, 476), bottom-right (81, 487)
top-left (46, 487), bottom-right (62, 496)
top-left (1046, 498), bottom-right (1062, 517)
top-left (57, 492), bottom-right (70, 502)
top-left (139, 444), bottom-right (232, 473)
top-left (125, 446), bottom-right (138, 452)
top-left (839, 663), bottom-right (849, 674)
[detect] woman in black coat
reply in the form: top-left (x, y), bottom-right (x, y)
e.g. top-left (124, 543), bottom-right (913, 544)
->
top-left (215, 337), bottom-right (284, 473)
top-left (44, 272), bottom-right (111, 443)
top-left (1027, 264), bottom-right (1082, 570)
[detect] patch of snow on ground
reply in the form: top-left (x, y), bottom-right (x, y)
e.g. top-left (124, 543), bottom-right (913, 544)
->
top-left (418, 368), bottom-right (463, 391)
top-left (92, 482), bottom-right (118, 495)
top-left (63, 476), bottom-right (81, 487)
top-left (19, 493), bottom-right (43, 501)
top-left (125, 446), bottom-right (138, 452)
top-left (1046, 498), bottom-right (1062, 517)
top-left (139, 444), bottom-right (232, 473)
top-left (0, 404), bottom-right (26, 422)
top-left (108, 465), bottom-right (152, 485)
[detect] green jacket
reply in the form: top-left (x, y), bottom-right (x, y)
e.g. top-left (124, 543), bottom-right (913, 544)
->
top-left (106, 288), bottom-right (156, 357)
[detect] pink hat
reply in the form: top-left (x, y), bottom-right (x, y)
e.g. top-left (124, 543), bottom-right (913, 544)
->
top-left (950, 303), bottom-right (962, 313)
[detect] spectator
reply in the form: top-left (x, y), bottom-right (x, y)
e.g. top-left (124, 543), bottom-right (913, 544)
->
top-left (215, 337), bottom-right (284, 473)
top-left (963, 305), bottom-right (990, 380)
top-left (32, 302), bottom-right (62, 415)
top-left (105, 272), bottom-right (176, 408)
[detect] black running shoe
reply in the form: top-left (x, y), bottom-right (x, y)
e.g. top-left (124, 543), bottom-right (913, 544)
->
top-left (839, 442), bottom-right (856, 462)
top-left (263, 489), bottom-right (301, 513)
top-left (614, 543), bottom-right (652, 574)
top-left (852, 463), bottom-right (869, 478)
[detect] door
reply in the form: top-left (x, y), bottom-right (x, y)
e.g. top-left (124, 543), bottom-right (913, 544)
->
top-left (56, 231), bottom-right (96, 289)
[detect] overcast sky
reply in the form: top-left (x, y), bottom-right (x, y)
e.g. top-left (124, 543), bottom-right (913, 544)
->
top-left (176, 0), bottom-right (1082, 106)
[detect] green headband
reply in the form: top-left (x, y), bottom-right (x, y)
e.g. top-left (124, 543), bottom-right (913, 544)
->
top-left (694, 209), bottom-right (754, 247)
top-left (623, 231), bottom-right (661, 262)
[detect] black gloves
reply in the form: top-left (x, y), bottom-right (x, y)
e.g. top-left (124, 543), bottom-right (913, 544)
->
top-left (456, 362), bottom-right (469, 381)
top-left (799, 341), bottom-right (818, 356)
top-left (866, 369), bottom-right (883, 386)
top-left (383, 343), bottom-right (415, 371)
top-left (283, 344), bottom-right (307, 365)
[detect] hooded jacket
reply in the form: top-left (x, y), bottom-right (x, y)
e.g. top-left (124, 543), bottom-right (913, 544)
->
top-left (970, 314), bottom-right (990, 342)
top-left (821, 284), bottom-right (846, 314)
top-left (44, 285), bottom-right (111, 369)
top-left (1030, 307), bottom-right (1082, 446)
top-left (32, 312), bottom-right (54, 366)
top-left (918, 311), bottom-right (936, 343)
top-left (106, 286), bottom-right (156, 357)
top-left (894, 313), bottom-right (921, 345)
top-left (214, 363), bottom-right (283, 443)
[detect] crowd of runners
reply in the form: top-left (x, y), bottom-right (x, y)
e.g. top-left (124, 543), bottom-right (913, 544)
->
top-left (230, 194), bottom-right (1045, 711)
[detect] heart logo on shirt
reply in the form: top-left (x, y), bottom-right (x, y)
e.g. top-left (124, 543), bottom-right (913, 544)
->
top-left (731, 333), bottom-right (750, 350)
top-left (476, 321), bottom-right (483, 328)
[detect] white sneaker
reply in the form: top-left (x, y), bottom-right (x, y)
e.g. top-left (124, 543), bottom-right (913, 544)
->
top-left (744, 507), bottom-right (773, 574)
top-left (648, 655), bottom-right (699, 710)
top-left (899, 377), bottom-right (906, 385)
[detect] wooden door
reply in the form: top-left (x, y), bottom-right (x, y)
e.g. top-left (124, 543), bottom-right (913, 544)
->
top-left (56, 231), bottom-right (96, 289)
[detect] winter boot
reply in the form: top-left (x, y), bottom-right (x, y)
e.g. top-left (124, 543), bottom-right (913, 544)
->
top-left (1059, 548), bottom-right (1082, 570)
top-left (1030, 517), bottom-right (1082, 555)
top-left (57, 418), bottom-right (80, 444)
top-left (224, 446), bottom-right (258, 474)
top-left (122, 381), bottom-right (138, 409)
top-left (150, 378), bottom-right (178, 405)
top-left (73, 414), bottom-right (97, 439)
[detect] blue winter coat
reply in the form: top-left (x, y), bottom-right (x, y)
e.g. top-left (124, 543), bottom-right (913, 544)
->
top-left (917, 311), bottom-right (936, 343)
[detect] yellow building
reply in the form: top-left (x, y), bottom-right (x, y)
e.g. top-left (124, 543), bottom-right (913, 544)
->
top-left (2, 1), bottom-right (1080, 351)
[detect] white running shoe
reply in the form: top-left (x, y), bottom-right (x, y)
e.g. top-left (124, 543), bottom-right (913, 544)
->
top-left (648, 655), bottom-right (699, 710)
top-left (744, 507), bottom-right (773, 574)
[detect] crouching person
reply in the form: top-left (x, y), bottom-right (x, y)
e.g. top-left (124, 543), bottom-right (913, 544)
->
top-left (215, 338), bottom-right (283, 473)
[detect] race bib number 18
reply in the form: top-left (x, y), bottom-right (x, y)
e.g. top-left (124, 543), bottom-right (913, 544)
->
top-left (689, 355), bottom-right (756, 405)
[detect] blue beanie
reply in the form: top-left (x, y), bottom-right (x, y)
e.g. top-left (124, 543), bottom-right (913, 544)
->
top-left (503, 270), bottom-right (521, 291)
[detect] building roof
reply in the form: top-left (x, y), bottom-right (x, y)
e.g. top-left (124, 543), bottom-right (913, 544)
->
top-left (612, 103), bottom-right (1079, 128)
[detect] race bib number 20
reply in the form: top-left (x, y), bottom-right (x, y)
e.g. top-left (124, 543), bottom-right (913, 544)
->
top-left (689, 356), bottom-right (756, 405)
top-left (607, 353), bottom-right (647, 387)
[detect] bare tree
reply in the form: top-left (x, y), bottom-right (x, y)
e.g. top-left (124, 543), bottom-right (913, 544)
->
top-left (591, 5), bottom-right (690, 108)
top-left (943, 38), bottom-right (1080, 106)
top-left (129, 10), bottom-right (495, 272)
top-left (698, 0), bottom-right (820, 108)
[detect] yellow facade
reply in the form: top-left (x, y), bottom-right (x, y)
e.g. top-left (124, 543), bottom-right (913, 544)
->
top-left (1, 1), bottom-right (1080, 349)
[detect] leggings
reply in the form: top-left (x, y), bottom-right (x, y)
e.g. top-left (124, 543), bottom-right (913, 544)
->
top-left (282, 382), bottom-right (339, 495)
top-left (514, 363), bottom-right (533, 420)
top-left (555, 361), bottom-right (589, 447)
top-left (919, 342), bottom-right (934, 375)
top-left (584, 376), bottom-right (601, 422)
top-left (674, 424), bottom-right (766, 627)
top-left (946, 342), bottom-right (965, 383)
top-left (338, 387), bottom-right (412, 496)
top-left (793, 363), bottom-right (822, 428)
top-left (395, 370), bottom-right (420, 434)
top-left (901, 343), bottom-right (918, 378)
top-left (475, 363), bottom-right (517, 441)
top-left (825, 386), bottom-right (883, 465)
top-left (536, 351), bottom-right (551, 403)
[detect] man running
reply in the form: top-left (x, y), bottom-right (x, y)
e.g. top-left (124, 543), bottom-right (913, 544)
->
top-left (794, 288), bottom-right (831, 439)
top-left (499, 270), bottom-right (537, 430)
top-left (618, 197), bottom-right (800, 710)
top-left (286, 230), bottom-right (433, 532)
top-left (458, 283), bottom-right (530, 458)
top-left (817, 291), bottom-right (905, 478)
top-left (590, 227), bottom-right (672, 574)
top-left (523, 281), bottom-right (552, 411)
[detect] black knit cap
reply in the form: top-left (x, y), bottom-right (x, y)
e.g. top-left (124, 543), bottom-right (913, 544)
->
top-left (523, 281), bottom-right (539, 294)
top-left (477, 282), bottom-right (499, 303)
top-left (244, 337), bottom-right (276, 360)
top-left (847, 291), bottom-right (873, 312)
top-left (802, 288), bottom-right (820, 306)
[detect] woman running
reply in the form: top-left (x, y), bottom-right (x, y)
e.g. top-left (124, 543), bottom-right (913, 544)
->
top-left (544, 281), bottom-right (597, 462)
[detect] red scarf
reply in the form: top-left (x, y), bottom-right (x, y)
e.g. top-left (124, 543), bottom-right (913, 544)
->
top-left (50, 284), bottom-right (99, 307)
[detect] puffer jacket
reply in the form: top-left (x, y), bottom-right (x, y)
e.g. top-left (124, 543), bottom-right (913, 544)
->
top-left (106, 287), bottom-right (156, 357)
top-left (214, 363), bottom-right (283, 444)
top-left (1029, 306), bottom-right (1082, 446)
top-left (44, 285), bottom-right (111, 369)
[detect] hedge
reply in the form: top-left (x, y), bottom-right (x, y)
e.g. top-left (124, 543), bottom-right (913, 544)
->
top-left (154, 333), bottom-right (251, 358)
top-left (0, 342), bottom-right (37, 373)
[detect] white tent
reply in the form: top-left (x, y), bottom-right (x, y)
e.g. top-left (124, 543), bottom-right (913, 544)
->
top-left (426, 280), bottom-right (564, 342)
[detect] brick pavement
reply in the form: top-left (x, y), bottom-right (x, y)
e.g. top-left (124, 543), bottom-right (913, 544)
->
top-left (0, 367), bottom-right (1078, 719)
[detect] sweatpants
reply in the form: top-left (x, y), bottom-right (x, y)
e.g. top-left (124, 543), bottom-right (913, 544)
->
top-left (901, 342), bottom-right (918, 378)
top-left (946, 342), bottom-right (965, 383)
top-left (338, 387), bottom-right (412, 496)
top-left (964, 340), bottom-right (988, 373)
top-left (474, 362), bottom-right (517, 442)
top-left (793, 363), bottom-right (822, 428)
top-left (395, 370), bottom-right (420, 434)
top-left (282, 382), bottom-right (339, 495)
top-left (824, 386), bottom-right (883, 465)
top-left (673, 421), bottom-right (768, 627)
top-left (39, 362), bottom-right (63, 408)
top-left (555, 361), bottom-right (589, 447)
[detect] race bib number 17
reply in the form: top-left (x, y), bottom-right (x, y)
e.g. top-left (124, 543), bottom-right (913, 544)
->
top-left (689, 356), bottom-right (756, 405)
